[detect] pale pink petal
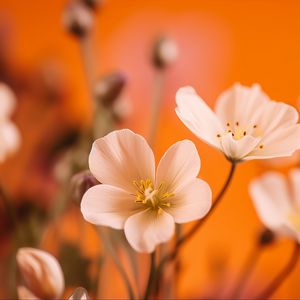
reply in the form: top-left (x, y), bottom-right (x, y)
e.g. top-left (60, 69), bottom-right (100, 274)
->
top-left (0, 121), bottom-right (20, 161)
top-left (0, 83), bottom-right (16, 118)
top-left (249, 172), bottom-right (292, 231)
top-left (16, 248), bottom-right (64, 299)
top-left (220, 133), bottom-right (260, 161)
top-left (245, 125), bottom-right (300, 160)
top-left (156, 140), bottom-right (200, 192)
top-left (166, 179), bottom-right (212, 223)
top-left (124, 209), bottom-right (175, 253)
top-left (17, 286), bottom-right (39, 300)
top-left (81, 184), bottom-right (139, 229)
top-left (175, 86), bottom-right (223, 150)
top-left (89, 129), bottom-right (155, 192)
top-left (215, 83), bottom-right (269, 128)
top-left (68, 287), bottom-right (89, 300)
top-left (289, 168), bottom-right (300, 206)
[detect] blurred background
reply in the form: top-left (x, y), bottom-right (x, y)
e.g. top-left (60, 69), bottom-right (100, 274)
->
top-left (0, 0), bottom-right (300, 298)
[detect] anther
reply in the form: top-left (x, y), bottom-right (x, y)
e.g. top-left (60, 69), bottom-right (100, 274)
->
top-left (217, 134), bottom-right (221, 138)
top-left (243, 131), bottom-right (246, 136)
top-left (259, 145), bottom-right (264, 149)
top-left (253, 125), bottom-right (257, 128)
top-left (226, 122), bottom-right (230, 126)
top-left (236, 121), bottom-right (239, 126)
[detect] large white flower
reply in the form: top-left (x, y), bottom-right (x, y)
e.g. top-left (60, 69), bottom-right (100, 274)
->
top-left (0, 83), bottom-right (20, 162)
top-left (81, 129), bottom-right (212, 253)
top-left (176, 83), bottom-right (300, 162)
top-left (250, 169), bottom-right (300, 242)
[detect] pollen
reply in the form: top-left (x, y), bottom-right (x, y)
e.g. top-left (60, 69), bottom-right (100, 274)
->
top-left (133, 178), bottom-right (174, 213)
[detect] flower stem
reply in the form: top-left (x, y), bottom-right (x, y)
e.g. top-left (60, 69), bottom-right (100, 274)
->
top-left (155, 163), bottom-right (236, 288)
top-left (148, 70), bottom-right (164, 148)
top-left (255, 242), bottom-right (300, 299)
top-left (144, 251), bottom-right (156, 300)
top-left (230, 244), bottom-right (262, 298)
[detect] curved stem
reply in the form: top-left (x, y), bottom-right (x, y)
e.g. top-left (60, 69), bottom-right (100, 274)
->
top-left (255, 242), bottom-right (300, 299)
top-left (231, 245), bottom-right (262, 298)
top-left (155, 163), bottom-right (236, 288)
top-left (144, 251), bottom-right (156, 300)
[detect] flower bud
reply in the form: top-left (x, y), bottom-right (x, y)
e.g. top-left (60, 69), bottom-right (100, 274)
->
top-left (258, 228), bottom-right (275, 246)
top-left (63, 2), bottom-right (93, 37)
top-left (152, 37), bottom-right (178, 69)
top-left (71, 170), bottom-right (99, 203)
top-left (16, 248), bottom-right (65, 299)
top-left (68, 287), bottom-right (89, 300)
top-left (112, 97), bottom-right (132, 122)
top-left (94, 72), bottom-right (126, 107)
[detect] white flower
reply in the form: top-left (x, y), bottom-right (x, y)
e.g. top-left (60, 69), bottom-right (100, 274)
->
top-left (16, 248), bottom-right (64, 299)
top-left (0, 83), bottom-right (20, 162)
top-left (250, 169), bottom-right (300, 241)
top-left (81, 129), bottom-right (212, 253)
top-left (176, 83), bottom-right (300, 162)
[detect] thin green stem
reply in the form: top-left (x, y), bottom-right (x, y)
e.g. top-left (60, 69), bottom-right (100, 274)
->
top-left (255, 242), bottom-right (300, 299)
top-left (144, 251), bottom-right (156, 300)
top-left (155, 163), bottom-right (236, 289)
top-left (97, 228), bottom-right (136, 300)
top-left (230, 244), bottom-right (262, 298)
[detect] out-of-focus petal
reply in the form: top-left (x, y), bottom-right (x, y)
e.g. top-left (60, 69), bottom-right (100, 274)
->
top-left (0, 83), bottom-right (16, 118)
top-left (124, 209), bottom-right (175, 253)
top-left (156, 140), bottom-right (200, 192)
top-left (89, 129), bottom-right (155, 193)
top-left (166, 179), bottom-right (212, 223)
top-left (68, 287), bottom-right (89, 300)
top-left (289, 168), bottom-right (300, 206)
top-left (175, 86), bottom-right (223, 150)
top-left (220, 133), bottom-right (260, 161)
top-left (16, 248), bottom-right (64, 300)
top-left (17, 286), bottom-right (39, 300)
top-left (81, 184), bottom-right (139, 229)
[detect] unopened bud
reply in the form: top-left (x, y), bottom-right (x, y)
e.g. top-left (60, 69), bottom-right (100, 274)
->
top-left (16, 248), bottom-right (64, 299)
top-left (68, 287), bottom-right (89, 300)
top-left (63, 2), bottom-right (93, 37)
top-left (81, 0), bottom-right (103, 10)
top-left (152, 37), bottom-right (178, 69)
top-left (258, 228), bottom-right (275, 246)
top-left (94, 73), bottom-right (126, 107)
top-left (71, 170), bottom-right (99, 203)
top-left (112, 97), bottom-right (132, 122)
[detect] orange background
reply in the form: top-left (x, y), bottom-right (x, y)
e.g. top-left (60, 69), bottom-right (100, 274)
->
top-left (1, 0), bottom-right (300, 298)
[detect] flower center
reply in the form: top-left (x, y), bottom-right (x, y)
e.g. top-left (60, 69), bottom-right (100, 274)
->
top-left (133, 179), bottom-right (174, 214)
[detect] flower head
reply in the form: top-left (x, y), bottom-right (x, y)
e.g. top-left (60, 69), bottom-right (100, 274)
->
top-left (250, 169), bottom-right (300, 242)
top-left (16, 247), bottom-right (65, 299)
top-left (0, 83), bottom-right (20, 162)
top-left (176, 83), bottom-right (300, 162)
top-left (81, 129), bottom-right (212, 253)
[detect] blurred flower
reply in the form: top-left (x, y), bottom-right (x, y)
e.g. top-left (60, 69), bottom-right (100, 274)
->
top-left (63, 2), bottom-right (94, 37)
top-left (16, 247), bottom-right (64, 299)
top-left (70, 170), bottom-right (99, 203)
top-left (152, 37), bottom-right (178, 69)
top-left (250, 169), bottom-right (300, 242)
top-left (81, 129), bottom-right (212, 253)
top-left (0, 83), bottom-right (20, 162)
top-left (94, 72), bottom-right (126, 107)
top-left (176, 83), bottom-right (300, 162)
top-left (68, 287), bottom-right (89, 300)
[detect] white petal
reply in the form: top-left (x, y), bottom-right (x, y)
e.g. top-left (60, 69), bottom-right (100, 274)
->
top-left (124, 209), bottom-right (175, 253)
top-left (215, 83), bottom-right (269, 127)
top-left (220, 133), bottom-right (260, 161)
top-left (166, 179), bottom-right (212, 223)
top-left (17, 286), bottom-right (39, 300)
top-left (89, 129), bottom-right (155, 192)
top-left (68, 287), bottom-right (89, 300)
top-left (156, 140), bottom-right (200, 192)
top-left (81, 184), bottom-right (139, 229)
top-left (175, 86), bottom-right (223, 149)
top-left (289, 168), bottom-right (300, 206)
top-left (245, 125), bottom-right (300, 160)
top-left (249, 172), bottom-right (291, 232)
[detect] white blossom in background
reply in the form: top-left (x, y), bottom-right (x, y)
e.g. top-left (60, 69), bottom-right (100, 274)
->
top-left (0, 83), bottom-right (20, 162)
top-left (81, 129), bottom-right (212, 253)
top-left (16, 248), bottom-right (65, 300)
top-left (176, 83), bottom-right (300, 162)
top-left (250, 169), bottom-right (300, 242)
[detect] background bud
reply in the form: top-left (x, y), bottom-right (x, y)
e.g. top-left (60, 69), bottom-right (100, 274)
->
top-left (16, 248), bottom-right (65, 299)
top-left (152, 36), bottom-right (178, 69)
top-left (94, 72), bottom-right (126, 107)
top-left (63, 2), bottom-right (93, 37)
